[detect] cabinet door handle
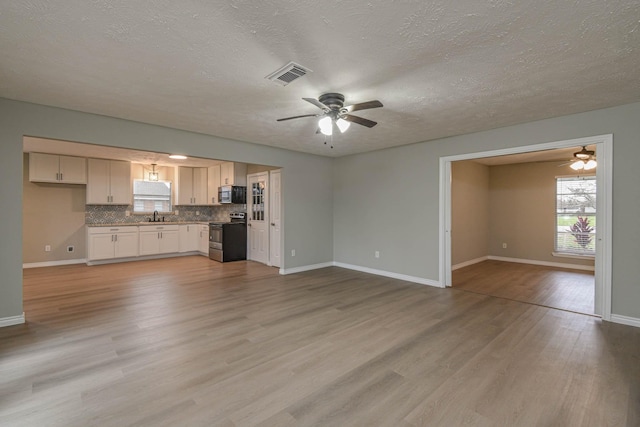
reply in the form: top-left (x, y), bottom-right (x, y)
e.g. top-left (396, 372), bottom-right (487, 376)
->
top-left (115, 235), bottom-right (118, 242)
top-left (271, 223), bottom-right (275, 226)
top-left (60, 173), bottom-right (63, 181)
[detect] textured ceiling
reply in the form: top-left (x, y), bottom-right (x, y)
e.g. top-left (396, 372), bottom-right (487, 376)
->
top-left (2, 1), bottom-right (639, 157)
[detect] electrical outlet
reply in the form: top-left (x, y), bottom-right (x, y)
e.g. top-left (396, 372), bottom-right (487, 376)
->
top-left (196, 211), bottom-right (200, 216)
top-left (291, 249), bottom-right (296, 257)
top-left (44, 245), bottom-right (51, 252)
top-left (502, 243), bottom-right (507, 249)
top-left (125, 210), bottom-right (130, 217)
top-left (375, 251), bottom-right (380, 258)
top-left (174, 210), bottom-right (179, 215)
top-left (67, 246), bottom-right (74, 252)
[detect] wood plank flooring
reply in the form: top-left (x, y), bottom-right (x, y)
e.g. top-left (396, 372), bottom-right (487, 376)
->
top-left (1, 257), bottom-right (639, 426)
top-left (453, 260), bottom-right (595, 315)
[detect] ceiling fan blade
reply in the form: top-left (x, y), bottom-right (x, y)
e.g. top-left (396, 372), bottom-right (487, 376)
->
top-left (276, 113), bottom-right (319, 122)
top-left (341, 114), bottom-right (378, 128)
top-left (302, 97), bottom-right (330, 111)
top-left (344, 100), bottom-right (383, 113)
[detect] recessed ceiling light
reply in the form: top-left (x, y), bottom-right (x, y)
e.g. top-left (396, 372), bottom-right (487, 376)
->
top-left (169, 154), bottom-right (187, 160)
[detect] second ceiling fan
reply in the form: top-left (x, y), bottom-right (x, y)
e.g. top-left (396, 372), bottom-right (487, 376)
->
top-left (277, 93), bottom-right (383, 136)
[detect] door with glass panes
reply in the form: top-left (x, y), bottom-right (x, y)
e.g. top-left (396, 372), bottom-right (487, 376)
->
top-left (247, 172), bottom-right (269, 264)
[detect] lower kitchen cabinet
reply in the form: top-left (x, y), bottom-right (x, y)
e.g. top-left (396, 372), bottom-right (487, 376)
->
top-left (199, 225), bottom-right (209, 254)
top-left (87, 223), bottom-right (209, 264)
top-left (87, 226), bottom-right (139, 261)
top-left (139, 225), bottom-right (180, 255)
top-left (179, 224), bottom-right (200, 252)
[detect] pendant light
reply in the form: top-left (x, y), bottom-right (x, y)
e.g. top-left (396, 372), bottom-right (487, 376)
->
top-left (149, 164), bottom-right (159, 181)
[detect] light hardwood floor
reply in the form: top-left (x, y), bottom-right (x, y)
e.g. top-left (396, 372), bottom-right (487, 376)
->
top-left (1, 257), bottom-right (639, 426)
top-left (453, 260), bottom-right (595, 315)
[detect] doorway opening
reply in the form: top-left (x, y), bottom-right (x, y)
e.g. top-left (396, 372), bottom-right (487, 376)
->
top-left (439, 134), bottom-right (612, 320)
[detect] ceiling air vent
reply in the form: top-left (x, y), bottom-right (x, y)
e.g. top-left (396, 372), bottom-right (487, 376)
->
top-left (265, 61), bottom-right (312, 86)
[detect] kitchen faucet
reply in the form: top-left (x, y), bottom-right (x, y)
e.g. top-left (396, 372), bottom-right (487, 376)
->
top-left (153, 210), bottom-right (159, 222)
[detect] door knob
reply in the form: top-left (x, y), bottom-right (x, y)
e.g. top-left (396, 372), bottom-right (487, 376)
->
top-left (271, 223), bottom-right (275, 226)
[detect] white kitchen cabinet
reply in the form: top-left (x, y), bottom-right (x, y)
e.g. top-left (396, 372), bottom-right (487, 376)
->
top-left (138, 225), bottom-right (180, 255)
top-left (176, 167), bottom-right (208, 205)
top-left (207, 164), bottom-right (221, 205)
top-left (199, 224), bottom-right (209, 254)
top-left (87, 226), bottom-right (139, 261)
top-left (87, 159), bottom-right (132, 204)
top-left (29, 153), bottom-right (87, 184)
top-left (179, 224), bottom-right (200, 253)
top-left (220, 162), bottom-right (247, 186)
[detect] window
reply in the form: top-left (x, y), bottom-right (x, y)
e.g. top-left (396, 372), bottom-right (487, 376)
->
top-left (133, 180), bottom-right (172, 213)
top-left (556, 176), bottom-right (596, 255)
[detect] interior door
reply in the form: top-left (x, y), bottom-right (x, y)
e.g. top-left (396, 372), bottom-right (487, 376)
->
top-left (247, 172), bottom-right (269, 264)
top-left (269, 170), bottom-right (282, 268)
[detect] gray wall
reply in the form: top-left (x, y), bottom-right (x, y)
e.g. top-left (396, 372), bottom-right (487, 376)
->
top-left (451, 161), bottom-right (489, 266)
top-left (5, 98), bottom-right (640, 321)
top-left (0, 98), bottom-right (334, 320)
top-left (334, 101), bottom-right (640, 320)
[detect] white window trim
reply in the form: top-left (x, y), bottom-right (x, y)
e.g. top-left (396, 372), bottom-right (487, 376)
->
top-left (555, 175), bottom-right (596, 256)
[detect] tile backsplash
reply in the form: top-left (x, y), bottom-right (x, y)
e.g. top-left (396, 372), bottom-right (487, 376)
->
top-left (85, 204), bottom-right (243, 224)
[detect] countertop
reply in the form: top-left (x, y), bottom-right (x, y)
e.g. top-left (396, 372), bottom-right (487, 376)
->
top-left (86, 221), bottom-right (212, 227)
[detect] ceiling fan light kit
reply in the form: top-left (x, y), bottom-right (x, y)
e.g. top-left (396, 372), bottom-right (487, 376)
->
top-left (569, 146), bottom-right (597, 170)
top-left (318, 116), bottom-right (333, 136)
top-left (277, 92), bottom-right (383, 140)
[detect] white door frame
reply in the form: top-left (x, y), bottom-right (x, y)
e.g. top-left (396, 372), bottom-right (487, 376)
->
top-left (269, 169), bottom-right (282, 268)
top-left (439, 134), bottom-right (613, 320)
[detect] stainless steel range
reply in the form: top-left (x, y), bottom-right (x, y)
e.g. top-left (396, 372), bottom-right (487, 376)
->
top-left (209, 212), bottom-right (247, 262)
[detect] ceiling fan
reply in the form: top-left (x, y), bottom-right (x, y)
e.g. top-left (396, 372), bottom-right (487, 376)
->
top-left (277, 93), bottom-right (383, 136)
top-left (560, 146), bottom-right (597, 170)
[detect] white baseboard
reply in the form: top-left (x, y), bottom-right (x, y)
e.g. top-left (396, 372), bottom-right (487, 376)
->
top-left (280, 262), bottom-right (334, 275)
top-left (610, 314), bottom-right (640, 328)
top-left (279, 261), bottom-right (441, 288)
top-left (23, 259), bottom-right (86, 269)
top-left (452, 256), bottom-right (489, 271)
top-left (487, 256), bottom-right (595, 272)
top-left (0, 313), bottom-right (25, 327)
top-left (333, 262), bottom-right (442, 288)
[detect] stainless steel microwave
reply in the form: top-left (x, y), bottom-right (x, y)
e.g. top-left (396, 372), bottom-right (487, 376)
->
top-left (218, 185), bottom-right (246, 204)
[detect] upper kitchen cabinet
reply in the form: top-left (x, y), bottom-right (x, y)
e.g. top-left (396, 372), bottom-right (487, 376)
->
top-left (87, 159), bottom-right (132, 204)
top-left (207, 164), bottom-right (221, 205)
top-left (176, 167), bottom-right (207, 205)
top-left (220, 162), bottom-right (247, 186)
top-left (29, 153), bottom-right (87, 184)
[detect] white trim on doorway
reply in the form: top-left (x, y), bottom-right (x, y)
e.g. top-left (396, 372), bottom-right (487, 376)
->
top-left (439, 134), bottom-right (613, 321)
